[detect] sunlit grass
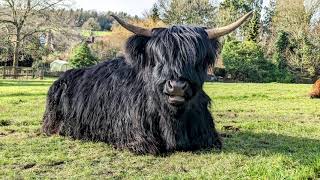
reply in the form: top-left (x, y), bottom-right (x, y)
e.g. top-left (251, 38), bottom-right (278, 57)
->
top-left (81, 30), bottom-right (112, 37)
top-left (1, 79), bottom-right (320, 179)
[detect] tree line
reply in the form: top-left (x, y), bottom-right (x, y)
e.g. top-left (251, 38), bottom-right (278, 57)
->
top-left (1, 0), bottom-right (320, 82)
top-left (0, 0), bottom-right (135, 75)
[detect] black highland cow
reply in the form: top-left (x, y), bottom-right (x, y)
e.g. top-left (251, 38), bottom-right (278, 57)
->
top-left (42, 12), bottom-right (253, 154)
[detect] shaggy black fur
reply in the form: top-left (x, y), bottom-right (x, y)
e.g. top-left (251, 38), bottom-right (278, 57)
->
top-left (42, 26), bottom-right (222, 154)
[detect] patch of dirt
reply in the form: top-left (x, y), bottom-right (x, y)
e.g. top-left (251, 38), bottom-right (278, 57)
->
top-left (48, 161), bottom-right (65, 167)
top-left (6, 129), bottom-right (16, 134)
top-left (27, 132), bottom-right (42, 138)
top-left (258, 140), bottom-right (270, 145)
top-left (24, 129), bottom-right (42, 138)
top-left (222, 125), bottom-right (240, 132)
top-left (93, 170), bottom-right (116, 177)
top-left (220, 125), bottom-right (241, 139)
top-left (0, 119), bottom-right (12, 127)
top-left (220, 133), bottom-right (233, 138)
top-left (11, 99), bottom-right (25, 105)
top-left (179, 166), bottom-right (189, 172)
top-left (23, 163), bottom-right (36, 169)
top-left (216, 112), bottom-right (238, 119)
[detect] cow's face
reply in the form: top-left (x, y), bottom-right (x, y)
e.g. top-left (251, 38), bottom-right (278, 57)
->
top-left (113, 12), bottom-right (252, 108)
top-left (144, 27), bottom-right (218, 107)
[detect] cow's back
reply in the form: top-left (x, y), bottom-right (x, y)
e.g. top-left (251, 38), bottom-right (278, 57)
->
top-left (43, 57), bottom-right (143, 140)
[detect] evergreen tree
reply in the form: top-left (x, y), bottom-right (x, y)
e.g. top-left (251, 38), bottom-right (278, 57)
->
top-left (218, 0), bottom-right (262, 40)
top-left (151, 4), bottom-right (161, 22)
top-left (157, 0), bottom-right (217, 26)
top-left (69, 43), bottom-right (97, 68)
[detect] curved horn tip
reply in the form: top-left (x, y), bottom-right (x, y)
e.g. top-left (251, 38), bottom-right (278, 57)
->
top-left (110, 14), bottom-right (119, 20)
top-left (245, 11), bottom-right (254, 19)
top-left (206, 11), bottom-right (254, 39)
top-left (110, 15), bottom-right (152, 37)
top-left (110, 14), bottom-right (116, 19)
top-left (247, 11), bottom-right (254, 16)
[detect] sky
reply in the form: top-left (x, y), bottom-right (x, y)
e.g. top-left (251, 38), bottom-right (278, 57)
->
top-left (74, 0), bottom-right (272, 17)
top-left (74, 0), bottom-right (158, 16)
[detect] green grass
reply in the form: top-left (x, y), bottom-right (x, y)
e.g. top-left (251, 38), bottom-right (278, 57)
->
top-left (1, 79), bottom-right (320, 179)
top-left (81, 30), bottom-right (112, 37)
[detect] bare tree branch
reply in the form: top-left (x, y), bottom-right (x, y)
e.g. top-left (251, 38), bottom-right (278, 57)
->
top-left (0, 0), bottom-right (72, 75)
top-left (0, 18), bottom-right (14, 24)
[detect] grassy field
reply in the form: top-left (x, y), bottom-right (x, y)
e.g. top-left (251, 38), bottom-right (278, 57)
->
top-left (81, 30), bottom-right (112, 37)
top-left (0, 79), bottom-right (320, 179)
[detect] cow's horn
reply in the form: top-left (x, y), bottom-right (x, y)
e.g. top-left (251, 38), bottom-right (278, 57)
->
top-left (206, 11), bottom-right (253, 39)
top-left (111, 15), bottom-right (152, 37)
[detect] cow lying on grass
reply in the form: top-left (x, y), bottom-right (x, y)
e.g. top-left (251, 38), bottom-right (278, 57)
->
top-left (310, 79), bottom-right (320, 99)
top-left (42, 12), bottom-right (253, 154)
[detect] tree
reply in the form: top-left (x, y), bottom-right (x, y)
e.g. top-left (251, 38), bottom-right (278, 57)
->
top-left (97, 14), bottom-right (112, 31)
top-left (69, 43), bottom-right (97, 68)
top-left (0, 24), bottom-right (12, 63)
top-left (82, 17), bottom-right (101, 31)
top-left (0, 0), bottom-right (70, 77)
top-left (271, 0), bottom-right (320, 78)
top-left (273, 31), bottom-right (290, 71)
top-left (150, 4), bottom-right (160, 22)
top-left (222, 40), bottom-right (278, 82)
top-left (157, 0), bottom-right (217, 26)
top-left (261, 0), bottom-right (276, 37)
top-left (90, 40), bottom-right (121, 62)
top-left (218, 0), bottom-right (262, 41)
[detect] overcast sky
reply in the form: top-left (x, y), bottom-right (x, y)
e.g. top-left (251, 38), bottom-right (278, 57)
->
top-left (73, 0), bottom-right (272, 16)
top-left (74, 0), bottom-right (158, 16)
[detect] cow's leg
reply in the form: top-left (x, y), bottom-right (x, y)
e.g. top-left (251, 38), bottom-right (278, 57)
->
top-left (42, 82), bottom-right (64, 135)
top-left (187, 109), bottom-right (222, 151)
top-left (42, 109), bottom-right (63, 135)
top-left (126, 135), bottom-right (162, 155)
top-left (203, 109), bottom-right (222, 150)
top-left (211, 122), bottom-right (222, 150)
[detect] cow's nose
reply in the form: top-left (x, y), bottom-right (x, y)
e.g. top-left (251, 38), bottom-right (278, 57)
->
top-left (165, 80), bottom-right (188, 96)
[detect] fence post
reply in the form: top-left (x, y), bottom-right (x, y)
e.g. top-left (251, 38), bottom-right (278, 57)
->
top-left (40, 68), bottom-right (44, 80)
top-left (32, 68), bottom-right (35, 79)
top-left (26, 68), bottom-right (29, 79)
top-left (2, 66), bottom-right (5, 79)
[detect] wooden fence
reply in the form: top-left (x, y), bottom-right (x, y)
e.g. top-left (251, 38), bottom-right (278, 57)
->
top-left (0, 66), bottom-right (43, 79)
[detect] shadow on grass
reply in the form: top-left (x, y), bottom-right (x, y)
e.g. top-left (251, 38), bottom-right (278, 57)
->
top-left (211, 131), bottom-right (320, 168)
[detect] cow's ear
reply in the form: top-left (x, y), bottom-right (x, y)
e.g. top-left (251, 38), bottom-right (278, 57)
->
top-left (124, 35), bottom-right (151, 68)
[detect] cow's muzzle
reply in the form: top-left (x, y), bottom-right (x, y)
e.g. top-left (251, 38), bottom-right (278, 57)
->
top-left (163, 80), bottom-right (190, 106)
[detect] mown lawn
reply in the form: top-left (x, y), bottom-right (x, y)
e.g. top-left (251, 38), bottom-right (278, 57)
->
top-left (0, 79), bottom-right (320, 179)
top-left (81, 30), bottom-right (112, 37)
